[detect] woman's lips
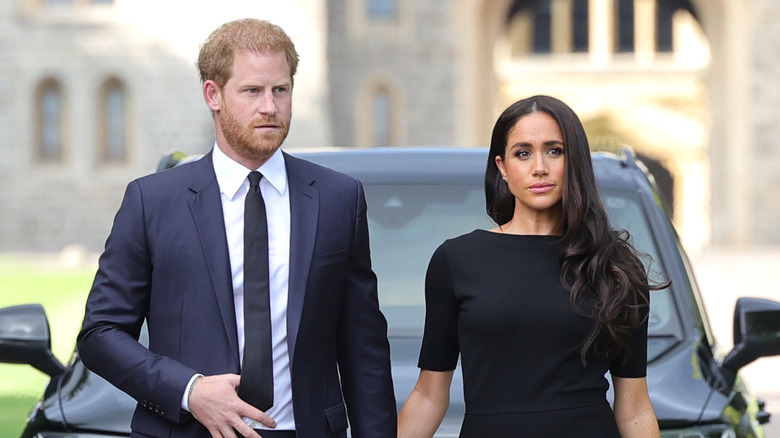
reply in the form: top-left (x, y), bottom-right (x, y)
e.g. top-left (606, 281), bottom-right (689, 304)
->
top-left (528, 182), bottom-right (555, 194)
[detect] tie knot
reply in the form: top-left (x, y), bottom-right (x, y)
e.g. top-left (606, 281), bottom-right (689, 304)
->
top-left (248, 171), bottom-right (262, 189)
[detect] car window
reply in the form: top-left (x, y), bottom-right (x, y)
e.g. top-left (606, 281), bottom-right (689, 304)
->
top-left (365, 183), bottom-right (683, 362)
top-left (601, 190), bottom-right (684, 361)
top-left (364, 184), bottom-right (493, 333)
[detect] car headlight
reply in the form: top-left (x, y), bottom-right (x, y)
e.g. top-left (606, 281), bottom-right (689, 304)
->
top-left (661, 424), bottom-right (737, 438)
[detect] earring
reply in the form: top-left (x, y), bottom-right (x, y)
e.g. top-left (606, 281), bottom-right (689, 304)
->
top-left (502, 176), bottom-right (507, 182)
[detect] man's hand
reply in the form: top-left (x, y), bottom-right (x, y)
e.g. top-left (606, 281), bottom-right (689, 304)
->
top-left (188, 374), bottom-right (276, 438)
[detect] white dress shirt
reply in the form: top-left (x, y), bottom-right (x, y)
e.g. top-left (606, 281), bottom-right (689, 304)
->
top-left (183, 144), bottom-right (295, 430)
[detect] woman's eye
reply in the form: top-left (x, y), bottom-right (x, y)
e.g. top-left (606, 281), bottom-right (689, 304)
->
top-left (549, 147), bottom-right (564, 156)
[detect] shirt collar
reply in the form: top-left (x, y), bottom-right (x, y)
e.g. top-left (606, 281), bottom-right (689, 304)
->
top-left (212, 143), bottom-right (288, 201)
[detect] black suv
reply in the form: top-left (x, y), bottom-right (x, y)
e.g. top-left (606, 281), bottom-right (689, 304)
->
top-left (2, 147), bottom-right (780, 437)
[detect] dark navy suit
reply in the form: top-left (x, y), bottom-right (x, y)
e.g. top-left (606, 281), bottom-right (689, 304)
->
top-left (78, 151), bottom-right (396, 437)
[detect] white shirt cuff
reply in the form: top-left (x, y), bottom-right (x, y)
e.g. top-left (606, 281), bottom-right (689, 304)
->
top-left (181, 373), bottom-right (204, 412)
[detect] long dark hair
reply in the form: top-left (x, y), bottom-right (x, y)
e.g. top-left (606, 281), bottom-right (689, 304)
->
top-left (485, 95), bottom-right (663, 363)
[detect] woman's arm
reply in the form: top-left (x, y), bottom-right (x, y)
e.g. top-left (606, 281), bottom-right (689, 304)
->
top-left (397, 369), bottom-right (455, 438)
top-left (612, 376), bottom-right (660, 438)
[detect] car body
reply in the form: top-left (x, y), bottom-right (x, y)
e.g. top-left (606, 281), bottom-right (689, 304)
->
top-left (2, 146), bottom-right (780, 438)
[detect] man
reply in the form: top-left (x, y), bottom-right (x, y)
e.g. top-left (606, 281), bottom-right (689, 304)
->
top-left (77, 19), bottom-right (397, 438)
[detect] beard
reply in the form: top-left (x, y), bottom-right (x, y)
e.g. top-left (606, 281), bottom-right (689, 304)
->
top-left (219, 101), bottom-right (290, 161)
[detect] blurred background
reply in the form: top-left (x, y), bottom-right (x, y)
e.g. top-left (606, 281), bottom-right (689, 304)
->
top-left (0, 0), bottom-right (778, 435)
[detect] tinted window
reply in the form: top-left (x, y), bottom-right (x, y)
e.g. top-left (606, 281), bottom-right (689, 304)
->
top-left (601, 190), bottom-right (683, 361)
top-left (365, 183), bottom-right (682, 362)
top-left (365, 184), bottom-right (492, 332)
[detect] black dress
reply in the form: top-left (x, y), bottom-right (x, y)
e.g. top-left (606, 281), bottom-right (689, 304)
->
top-left (418, 230), bottom-right (649, 437)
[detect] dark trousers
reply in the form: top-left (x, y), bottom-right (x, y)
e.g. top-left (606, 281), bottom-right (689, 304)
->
top-left (254, 430), bottom-right (296, 438)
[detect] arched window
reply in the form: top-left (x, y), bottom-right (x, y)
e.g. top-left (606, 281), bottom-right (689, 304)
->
top-left (35, 79), bottom-right (64, 163)
top-left (656, 0), bottom-right (677, 52)
top-left (506, 0), bottom-right (697, 57)
top-left (531, 1), bottom-right (552, 53)
top-left (572, 0), bottom-right (589, 52)
top-left (617, 0), bottom-right (635, 52)
top-left (372, 88), bottom-right (393, 146)
top-left (98, 78), bottom-right (127, 163)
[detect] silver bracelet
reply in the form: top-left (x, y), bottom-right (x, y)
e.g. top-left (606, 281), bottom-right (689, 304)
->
top-left (188, 374), bottom-right (203, 404)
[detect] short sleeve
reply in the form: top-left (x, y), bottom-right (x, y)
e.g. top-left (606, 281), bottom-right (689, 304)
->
top-left (417, 243), bottom-right (460, 371)
top-left (610, 289), bottom-right (650, 378)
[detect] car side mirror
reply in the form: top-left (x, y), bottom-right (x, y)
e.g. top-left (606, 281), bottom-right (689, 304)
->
top-left (0, 304), bottom-right (65, 377)
top-left (721, 297), bottom-right (780, 374)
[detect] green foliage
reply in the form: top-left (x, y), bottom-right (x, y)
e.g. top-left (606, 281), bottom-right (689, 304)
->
top-left (0, 395), bottom-right (37, 438)
top-left (0, 257), bottom-right (95, 437)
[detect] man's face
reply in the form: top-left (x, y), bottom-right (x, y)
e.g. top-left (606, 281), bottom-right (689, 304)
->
top-left (216, 50), bottom-right (292, 163)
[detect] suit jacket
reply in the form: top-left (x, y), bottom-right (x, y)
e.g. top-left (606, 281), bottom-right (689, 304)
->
top-left (77, 151), bottom-right (397, 438)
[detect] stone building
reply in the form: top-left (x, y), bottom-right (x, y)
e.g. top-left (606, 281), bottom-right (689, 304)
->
top-left (327, 0), bottom-right (751, 253)
top-left (0, 0), bottom-right (328, 252)
top-left (0, 0), bottom-right (776, 253)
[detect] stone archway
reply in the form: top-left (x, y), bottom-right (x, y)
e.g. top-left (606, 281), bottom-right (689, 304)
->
top-left (453, 0), bottom-right (745, 249)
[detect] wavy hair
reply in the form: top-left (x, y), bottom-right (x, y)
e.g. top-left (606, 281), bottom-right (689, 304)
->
top-left (485, 95), bottom-right (665, 363)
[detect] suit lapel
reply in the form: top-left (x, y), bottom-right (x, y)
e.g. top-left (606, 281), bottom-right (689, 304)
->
top-left (284, 153), bottom-right (318, 363)
top-left (186, 152), bottom-right (239, 362)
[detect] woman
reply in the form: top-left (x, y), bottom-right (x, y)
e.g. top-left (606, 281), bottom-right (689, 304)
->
top-left (398, 95), bottom-right (662, 437)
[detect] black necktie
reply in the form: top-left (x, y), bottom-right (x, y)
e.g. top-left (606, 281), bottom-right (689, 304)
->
top-left (238, 171), bottom-right (274, 411)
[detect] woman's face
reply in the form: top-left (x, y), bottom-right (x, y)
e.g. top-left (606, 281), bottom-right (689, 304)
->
top-left (495, 111), bottom-right (565, 220)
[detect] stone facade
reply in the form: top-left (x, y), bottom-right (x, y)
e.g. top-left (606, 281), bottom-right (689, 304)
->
top-left (327, 0), bottom-right (457, 147)
top-left (0, 4), bottom-right (211, 252)
top-left (1, 0), bottom-right (779, 253)
top-left (751, 0), bottom-right (780, 243)
top-left (0, 0), bottom-right (327, 252)
top-left (326, 0), bottom-right (780, 249)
